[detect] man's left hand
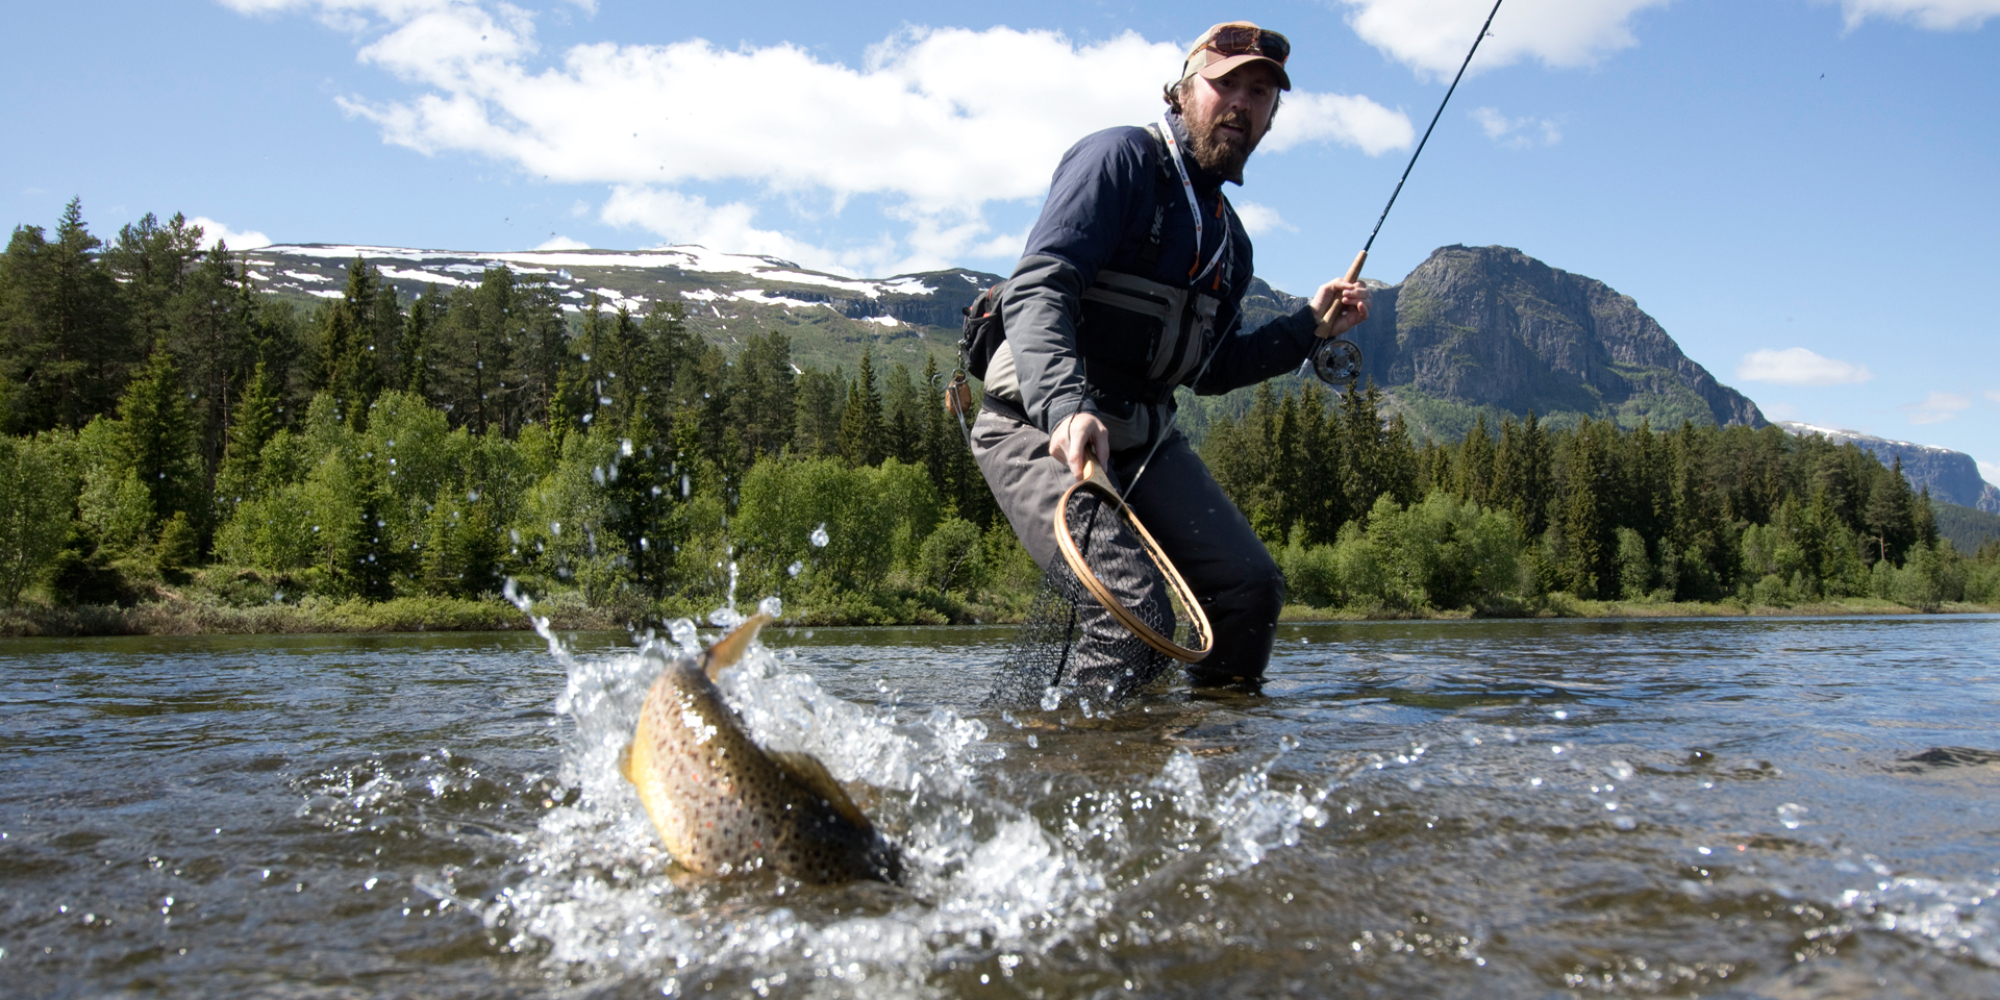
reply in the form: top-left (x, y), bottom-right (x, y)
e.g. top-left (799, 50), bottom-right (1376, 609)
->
top-left (1310, 279), bottom-right (1371, 339)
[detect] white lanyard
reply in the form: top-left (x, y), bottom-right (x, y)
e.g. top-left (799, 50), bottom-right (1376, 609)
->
top-left (1159, 114), bottom-right (1230, 287)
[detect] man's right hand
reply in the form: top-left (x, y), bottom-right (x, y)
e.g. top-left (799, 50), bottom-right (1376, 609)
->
top-left (1049, 411), bottom-right (1110, 481)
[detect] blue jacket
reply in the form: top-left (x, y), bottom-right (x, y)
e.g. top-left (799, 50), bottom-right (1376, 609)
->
top-left (999, 112), bottom-right (1322, 434)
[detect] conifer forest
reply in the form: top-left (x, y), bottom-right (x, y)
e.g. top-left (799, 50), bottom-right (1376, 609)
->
top-left (1, 202), bottom-right (1993, 631)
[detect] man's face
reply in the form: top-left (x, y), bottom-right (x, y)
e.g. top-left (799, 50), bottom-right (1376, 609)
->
top-left (1182, 62), bottom-right (1281, 185)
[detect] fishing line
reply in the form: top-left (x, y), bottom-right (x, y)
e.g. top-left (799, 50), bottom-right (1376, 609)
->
top-left (1312, 0), bottom-right (1506, 385)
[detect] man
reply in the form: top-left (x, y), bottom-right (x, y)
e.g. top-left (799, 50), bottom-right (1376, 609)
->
top-left (971, 22), bottom-right (1371, 690)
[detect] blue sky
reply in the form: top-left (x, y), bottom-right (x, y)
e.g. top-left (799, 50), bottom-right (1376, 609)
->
top-left (5, 0), bottom-right (1997, 480)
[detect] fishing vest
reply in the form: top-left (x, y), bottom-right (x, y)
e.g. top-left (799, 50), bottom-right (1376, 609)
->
top-left (984, 124), bottom-right (1231, 453)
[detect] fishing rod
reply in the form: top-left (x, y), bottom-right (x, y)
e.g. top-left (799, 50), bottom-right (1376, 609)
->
top-left (1312, 0), bottom-right (1506, 386)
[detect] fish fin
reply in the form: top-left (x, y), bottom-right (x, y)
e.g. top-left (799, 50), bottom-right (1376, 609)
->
top-left (703, 612), bottom-right (775, 683)
top-left (770, 750), bottom-right (872, 831)
top-left (618, 740), bottom-right (636, 785)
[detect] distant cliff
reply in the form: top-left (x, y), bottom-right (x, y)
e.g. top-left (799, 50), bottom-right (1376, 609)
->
top-left (1777, 421), bottom-right (2000, 514)
top-left (1314, 245), bottom-right (1766, 440)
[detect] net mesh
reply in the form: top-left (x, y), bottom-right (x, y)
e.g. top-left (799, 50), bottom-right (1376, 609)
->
top-left (986, 486), bottom-right (1184, 710)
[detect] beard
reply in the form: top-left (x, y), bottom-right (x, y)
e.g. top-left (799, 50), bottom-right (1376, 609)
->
top-left (1184, 105), bottom-right (1262, 185)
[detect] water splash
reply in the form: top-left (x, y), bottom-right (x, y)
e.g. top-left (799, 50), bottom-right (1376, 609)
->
top-left (1840, 871), bottom-right (2000, 968)
top-left (480, 625), bottom-right (1336, 994)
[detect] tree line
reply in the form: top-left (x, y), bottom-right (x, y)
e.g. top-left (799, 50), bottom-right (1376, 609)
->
top-left (0, 199), bottom-right (1991, 622)
top-left (1200, 381), bottom-right (2000, 612)
top-left (0, 201), bottom-right (1010, 619)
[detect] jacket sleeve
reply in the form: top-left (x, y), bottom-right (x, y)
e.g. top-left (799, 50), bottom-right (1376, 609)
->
top-left (1191, 304), bottom-right (1322, 395)
top-left (999, 128), bottom-right (1154, 432)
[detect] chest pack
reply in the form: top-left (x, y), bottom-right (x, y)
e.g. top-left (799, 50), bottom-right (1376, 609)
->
top-left (957, 124), bottom-right (1208, 385)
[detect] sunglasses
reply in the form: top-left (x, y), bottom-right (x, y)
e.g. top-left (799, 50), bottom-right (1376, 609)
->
top-left (1207, 24), bottom-right (1290, 66)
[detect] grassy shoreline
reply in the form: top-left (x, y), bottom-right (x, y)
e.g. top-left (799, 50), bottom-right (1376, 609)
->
top-left (2, 592), bottom-right (1993, 638)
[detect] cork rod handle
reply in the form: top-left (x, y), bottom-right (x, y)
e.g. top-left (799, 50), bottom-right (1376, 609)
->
top-left (1314, 249), bottom-right (1368, 339)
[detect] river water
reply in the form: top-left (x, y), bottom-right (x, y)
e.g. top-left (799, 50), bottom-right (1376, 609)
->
top-left (3, 614), bottom-right (1997, 998)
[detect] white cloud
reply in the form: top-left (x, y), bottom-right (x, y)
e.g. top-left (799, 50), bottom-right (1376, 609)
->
top-left (1985, 389), bottom-right (2000, 404)
top-left (1262, 92), bottom-right (1415, 156)
top-left (1470, 106), bottom-right (1561, 147)
top-left (599, 186), bottom-right (893, 275)
top-left (1979, 458), bottom-right (2000, 485)
top-left (1826, 0), bottom-right (2000, 30)
top-left (188, 216), bottom-right (273, 250)
top-left (228, 1), bottom-right (1412, 273)
top-left (1736, 347), bottom-right (1873, 386)
top-left (1340, 0), bottom-right (1674, 78)
top-left (1232, 201), bottom-right (1297, 236)
top-left (1906, 391), bottom-right (1971, 424)
top-left (533, 234), bottom-right (589, 250)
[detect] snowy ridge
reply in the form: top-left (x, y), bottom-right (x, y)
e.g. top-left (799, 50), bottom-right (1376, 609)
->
top-left (1778, 420), bottom-right (1999, 513)
top-left (247, 244), bottom-right (946, 302)
top-left (1777, 421), bottom-right (1954, 456)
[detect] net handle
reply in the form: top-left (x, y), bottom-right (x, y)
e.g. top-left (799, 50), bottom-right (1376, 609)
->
top-left (1054, 460), bottom-right (1214, 664)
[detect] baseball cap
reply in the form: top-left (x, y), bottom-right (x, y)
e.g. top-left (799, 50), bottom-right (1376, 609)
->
top-left (1179, 22), bottom-right (1292, 91)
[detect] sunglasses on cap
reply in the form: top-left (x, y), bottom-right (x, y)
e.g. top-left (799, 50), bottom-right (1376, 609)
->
top-left (1205, 23), bottom-right (1289, 66)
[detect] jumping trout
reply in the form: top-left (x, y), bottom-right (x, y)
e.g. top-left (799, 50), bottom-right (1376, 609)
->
top-left (618, 614), bottom-right (902, 884)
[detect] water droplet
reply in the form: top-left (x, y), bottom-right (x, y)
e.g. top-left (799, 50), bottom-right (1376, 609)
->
top-left (666, 618), bottom-right (698, 652)
top-left (1778, 802), bottom-right (1807, 830)
top-left (1605, 760), bottom-right (1635, 781)
top-left (787, 560), bottom-right (804, 577)
top-left (758, 595), bottom-right (782, 618)
top-left (810, 524), bottom-right (829, 547)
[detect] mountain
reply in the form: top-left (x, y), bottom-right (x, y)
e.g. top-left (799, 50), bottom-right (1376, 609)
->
top-left (1317, 245), bottom-right (1766, 441)
top-left (242, 244), bottom-right (1003, 375)
top-left (246, 242), bottom-right (1762, 443)
top-left (1776, 421), bottom-right (2000, 514)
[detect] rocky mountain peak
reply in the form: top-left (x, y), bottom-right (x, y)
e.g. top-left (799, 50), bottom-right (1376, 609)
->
top-left (1340, 245), bottom-right (1765, 437)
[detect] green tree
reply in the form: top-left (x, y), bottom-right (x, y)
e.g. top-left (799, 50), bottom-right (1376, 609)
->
top-left (726, 331), bottom-right (798, 465)
top-left (116, 348), bottom-right (204, 538)
top-left (0, 435), bottom-right (78, 605)
top-left (793, 365), bottom-right (845, 458)
top-left (882, 361), bottom-right (921, 465)
top-left (0, 199), bottom-right (134, 432)
top-left (839, 348), bottom-right (885, 466)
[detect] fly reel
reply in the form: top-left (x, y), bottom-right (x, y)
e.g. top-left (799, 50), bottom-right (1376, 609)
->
top-left (1310, 337), bottom-right (1363, 388)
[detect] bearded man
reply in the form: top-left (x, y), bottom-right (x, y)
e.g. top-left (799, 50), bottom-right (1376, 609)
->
top-left (971, 22), bottom-right (1371, 690)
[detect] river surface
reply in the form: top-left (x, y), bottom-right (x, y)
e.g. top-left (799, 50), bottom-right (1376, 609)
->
top-left (3, 614), bottom-right (1998, 998)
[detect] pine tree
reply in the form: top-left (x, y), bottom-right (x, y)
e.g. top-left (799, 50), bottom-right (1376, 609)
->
top-left (793, 366), bottom-right (845, 457)
top-left (883, 362), bottom-right (921, 465)
top-left (1296, 383), bottom-right (1344, 544)
top-left (1454, 412), bottom-right (1495, 507)
top-left (105, 212), bottom-right (204, 351)
top-left (1554, 425), bottom-right (1604, 597)
top-left (117, 347), bottom-right (204, 538)
top-left (401, 293), bottom-right (434, 396)
top-left (918, 354), bottom-right (954, 494)
top-left (213, 361), bottom-right (280, 518)
top-left (167, 248), bottom-right (259, 484)
top-left (0, 199), bottom-right (134, 431)
top-left (839, 347), bottom-right (885, 466)
top-left (1864, 456), bottom-right (1916, 565)
top-left (726, 331), bottom-right (798, 464)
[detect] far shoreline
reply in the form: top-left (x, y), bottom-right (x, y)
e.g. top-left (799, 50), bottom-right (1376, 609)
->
top-left (2, 594), bottom-right (1994, 639)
